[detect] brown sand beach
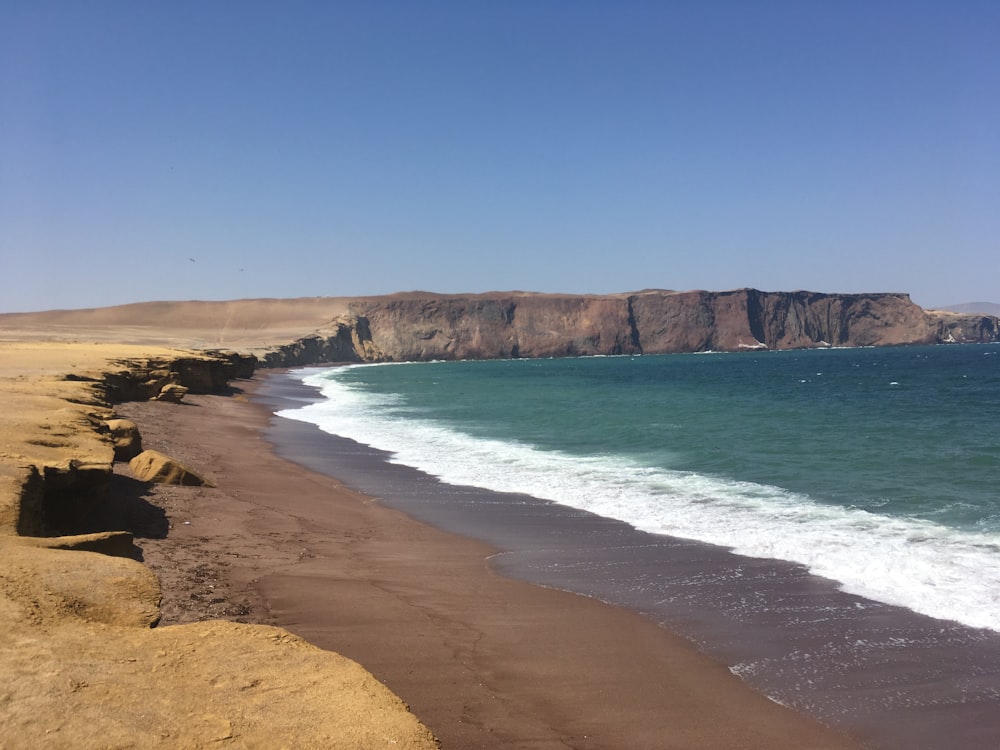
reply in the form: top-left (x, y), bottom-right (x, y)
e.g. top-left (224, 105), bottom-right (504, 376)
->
top-left (0, 304), bottom-right (860, 748)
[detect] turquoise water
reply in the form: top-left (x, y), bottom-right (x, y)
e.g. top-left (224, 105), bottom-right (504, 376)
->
top-left (281, 344), bottom-right (1000, 631)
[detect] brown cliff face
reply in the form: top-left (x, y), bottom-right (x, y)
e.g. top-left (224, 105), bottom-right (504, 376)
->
top-left (350, 293), bottom-right (638, 360)
top-left (753, 291), bottom-right (939, 348)
top-left (260, 315), bottom-right (382, 366)
top-left (630, 289), bottom-right (764, 352)
top-left (925, 309), bottom-right (1000, 344)
top-left (339, 289), bottom-right (996, 362)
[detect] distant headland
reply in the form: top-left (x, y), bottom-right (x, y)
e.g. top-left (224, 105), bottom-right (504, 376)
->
top-left (5, 288), bottom-right (993, 367)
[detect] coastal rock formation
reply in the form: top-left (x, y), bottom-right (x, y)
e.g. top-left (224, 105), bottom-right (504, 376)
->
top-left (104, 418), bottom-right (142, 461)
top-left (129, 449), bottom-right (212, 486)
top-left (927, 308), bottom-right (1000, 343)
top-left (350, 293), bottom-right (637, 360)
top-left (260, 314), bottom-right (384, 366)
top-left (0, 346), bottom-right (254, 535)
top-left (153, 383), bottom-right (188, 402)
top-left (2, 617), bottom-right (439, 749)
top-left (3, 539), bottom-right (162, 628)
top-left (101, 351), bottom-right (256, 402)
top-left (26, 529), bottom-right (139, 557)
top-left (338, 289), bottom-right (999, 363)
top-left (628, 289), bottom-right (941, 352)
top-left (0, 342), bottom-right (438, 749)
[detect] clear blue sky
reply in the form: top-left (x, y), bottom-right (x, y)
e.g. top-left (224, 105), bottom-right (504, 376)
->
top-left (2, 1), bottom-right (997, 312)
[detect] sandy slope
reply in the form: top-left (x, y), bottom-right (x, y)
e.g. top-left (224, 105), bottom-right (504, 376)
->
top-left (0, 297), bottom-right (353, 352)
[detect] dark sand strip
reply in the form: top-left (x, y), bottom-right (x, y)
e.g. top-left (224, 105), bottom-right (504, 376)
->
top-left (115, 379), bottom-right (859, 749)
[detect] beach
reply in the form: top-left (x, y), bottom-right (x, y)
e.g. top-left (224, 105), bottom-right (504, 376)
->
top-left (271, 349), bottom-right (1000, 750)
top-left (109, 375), bottom-right (858, 749)
top-left (3, 298), bottom-right (998, 747)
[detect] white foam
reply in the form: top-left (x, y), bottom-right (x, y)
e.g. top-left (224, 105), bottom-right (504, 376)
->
top-left (279, 366), bottom-right (1000, 632)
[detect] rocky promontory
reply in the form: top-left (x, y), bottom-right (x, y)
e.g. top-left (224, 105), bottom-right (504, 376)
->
top-left (4, 289), bottom-right (995, 369)
top-left (346, 288), bottom-right (998, 361)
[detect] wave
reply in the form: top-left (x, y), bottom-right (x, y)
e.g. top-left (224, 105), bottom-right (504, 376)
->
top-left (278, 366), bottom-right (1000, 632)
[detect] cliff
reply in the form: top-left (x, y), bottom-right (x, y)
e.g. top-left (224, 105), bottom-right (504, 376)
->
top-left (333, 289), bottom-right (999, 364)
top-left (3, 289), bottom-right (996, 368)
top-left (0, 346), bottom-right (255, 536)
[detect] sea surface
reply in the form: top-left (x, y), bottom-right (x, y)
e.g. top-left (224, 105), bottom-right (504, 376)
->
top-left (272, 343), bottom-right (1000, 748)
top-left (281, 344), bottom-right (1000, 631)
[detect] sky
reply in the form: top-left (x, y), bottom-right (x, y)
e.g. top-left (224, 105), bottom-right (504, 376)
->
top-left (2, 1), bottom-right (998, 313)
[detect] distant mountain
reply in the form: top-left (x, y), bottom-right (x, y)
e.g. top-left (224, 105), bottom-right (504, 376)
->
top-left (937, 302), bottom-right (1000, 315)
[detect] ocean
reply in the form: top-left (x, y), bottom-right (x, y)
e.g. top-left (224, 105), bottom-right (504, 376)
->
top-left (270, 343), bottom-right (1000, 748)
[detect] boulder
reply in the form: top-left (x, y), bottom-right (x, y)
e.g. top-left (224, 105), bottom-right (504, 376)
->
top-left (104, 418), bottom-right (143, 461)
top-left (129, 450), bottom-right (212, 487)
top-left (153, 383), bottom-right (188, 403)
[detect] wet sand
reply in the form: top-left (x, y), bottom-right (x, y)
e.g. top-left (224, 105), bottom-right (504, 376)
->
top-left (113, 377), bottom-right (859, 749)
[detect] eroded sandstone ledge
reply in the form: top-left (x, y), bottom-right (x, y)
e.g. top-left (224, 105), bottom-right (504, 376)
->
top-left (0, 342), bottom-right (437, 749)
top-left (0, 347), bottom-right (255, 535)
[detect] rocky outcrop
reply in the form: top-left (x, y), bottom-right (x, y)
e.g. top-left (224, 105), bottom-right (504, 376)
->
top-left (926, 309), bottom-right (1000, 344)
top-left (101, 350), bottom-right (255, 402)
top-left (1, 616), bottom-right (439, 749)
top-left (0, 349), bottom-right (255, 537)
top-left (3, 539), bottom-right (162, 628)
top-left (104, 418), bottom-right (142, 461)
top-left (152, 383), bottom-right (189, 402)
top-left (25, 529), bottom-right (138, 557)
top-left (129, 449), bottom-right (212, 486)
top-left (0, 342), bottom-right (438, 749)
top-left (629, 289), bottom-right (944, 352)
top-left (260, 314), bottom-right (383, 366)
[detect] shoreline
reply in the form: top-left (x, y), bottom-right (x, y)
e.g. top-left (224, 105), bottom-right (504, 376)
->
top-left (258, 367), bottom-right (1000, 750)
top-left (117, 373), bottom-right (859, 748)
top-left (4, 300), bottom-right (994, 748)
